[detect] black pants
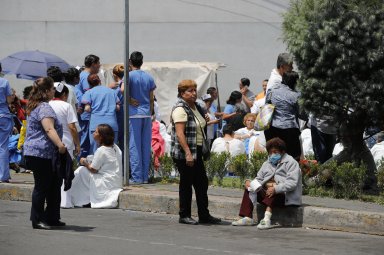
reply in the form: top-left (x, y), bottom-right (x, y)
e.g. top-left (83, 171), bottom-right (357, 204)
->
top-left (264, 126), bottom-right (301, 160)
top-left (26, 156), bottom-right (62, 224)
top-left (311, 126), bottom-right (336, 164)
top-left (174, 146), bottom-right (210, 219)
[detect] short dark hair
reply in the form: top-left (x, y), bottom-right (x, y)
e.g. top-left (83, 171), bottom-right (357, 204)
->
top-left (0, 62), bottom-right (2, 73)
top-left (222, 125), bottom-right (234, 136)
top-left (23, 86), bottom-right (33, 99)
top-left (130, 51), bottom-right (143, 68)
top-left (226, 91), bottom-right (242, 105)
top-left (84, 54), bottom-right (100, 68)
top-left (97, 124), bottom-right (115, 146)
top-left (276, 53), bottom-right (293, 69)
top-left (282, 71), bottom-right (299, 90)
top-left (263, 79), bottom-right (269, 82)
top-left (207, 87), bottom-right (217, 95)
top-left (64, 67), bottom-right (80, 85)
top-left (266, 137), bottom-right (287, 153)
top-left (54, 84), bottom-right (69, 98)
top-left (47, 66), bottom-right (63, 82)
top-left (240, 78), bottom-right (250, 87)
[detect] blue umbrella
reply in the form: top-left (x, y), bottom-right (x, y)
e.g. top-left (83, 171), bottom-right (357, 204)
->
top-left (0, 50), bottom-right (71, 80)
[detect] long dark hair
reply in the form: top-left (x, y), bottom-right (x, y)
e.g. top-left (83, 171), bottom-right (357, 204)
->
top-left (226, 91), bottom-right (242, 105)
top-left (97, 124), bottom-right (115, 146)
top-left (26, 77), bottom-right (54, 115)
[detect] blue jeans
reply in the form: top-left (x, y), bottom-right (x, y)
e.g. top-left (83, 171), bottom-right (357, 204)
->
top-left (0, 117), bottom-right (12, 181)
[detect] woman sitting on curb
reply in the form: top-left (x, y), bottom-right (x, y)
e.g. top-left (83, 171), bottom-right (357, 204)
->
top-left (69, 124), bottom-right (123, 209)
top-left (232, 137), bottom-right (302, 229)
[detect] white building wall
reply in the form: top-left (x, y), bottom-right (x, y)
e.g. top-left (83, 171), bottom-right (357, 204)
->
top-left (0, 0), bottom-right (289, 106)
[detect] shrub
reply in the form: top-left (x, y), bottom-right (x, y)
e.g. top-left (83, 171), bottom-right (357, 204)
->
top-left (158, 154), bottom-right (175, 179)
top-left (377, 161), bottom-right (384, 192)
top-left (248, 151), bottom-right (268, 178)
top-left (229, 154), bottom-right (250, 188)
top-left (331, 162), bottom-right (366, 199)
top-left (204, 152), bottom-right (230, 185)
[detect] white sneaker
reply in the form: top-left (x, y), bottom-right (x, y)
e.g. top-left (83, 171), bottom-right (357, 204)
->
top-left (232, 217), bottom-right (255, 226)
top-left (257, 219), bottom-right (272, 230)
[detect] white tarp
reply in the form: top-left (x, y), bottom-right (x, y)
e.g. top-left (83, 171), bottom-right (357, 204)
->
top-left (102, 61), bottom-right (225, 125)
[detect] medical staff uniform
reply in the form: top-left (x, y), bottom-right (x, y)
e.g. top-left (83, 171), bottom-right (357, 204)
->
top-left (82, 85), bottom-right (119, 154)
top-left (0, 77), bottom-right (13, 182)
top-left (129, 70), bottom-right (156, 183)
top-left (77, 71), bottom-right (91, 157)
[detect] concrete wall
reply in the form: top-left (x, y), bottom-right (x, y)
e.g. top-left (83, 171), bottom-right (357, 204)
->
top-left (0, 0), bottom-right (289, 109)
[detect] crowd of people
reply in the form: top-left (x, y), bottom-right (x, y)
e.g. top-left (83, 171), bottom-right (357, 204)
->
top-left (1, 50), bottom-right (383, 230)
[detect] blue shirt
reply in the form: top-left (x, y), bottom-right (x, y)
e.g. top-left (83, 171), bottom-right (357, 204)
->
top-left (209, 103), bottom-right (218, 135)
top-left (269, 84), bottom-right (300, 129)
top-left (221, 104), bottom-right (236, 131)
top-left (82, 86), bottom-right (119, 131)
top-left (77, 72), bottom-right (91, 121)
top-left (24, 102), bottom-right (63, 159)
top-left (79, 71), bottom-right (90, 93)
top-left (0, 77), bottom-right (11, 117)
top-left (129, 70), bottom-right (156, 117)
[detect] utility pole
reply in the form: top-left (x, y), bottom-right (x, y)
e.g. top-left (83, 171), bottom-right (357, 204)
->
top-left (123, 0), bottom-right (130, 186)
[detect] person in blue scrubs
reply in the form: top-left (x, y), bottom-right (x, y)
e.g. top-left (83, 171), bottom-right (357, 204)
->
top-left (0, 63), bottom-right (13, 182)
top-left (82, 74), bottom-right (119, 154)
top-left (128, 51), bottom-right (156, 184)
top-left (77, 55), bottom-right (101, 157)
top-left (108, 64), bottom-right (125, 154)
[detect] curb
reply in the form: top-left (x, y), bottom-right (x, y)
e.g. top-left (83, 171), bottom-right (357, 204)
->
top-left (1, 183), bottom-right (383, 236)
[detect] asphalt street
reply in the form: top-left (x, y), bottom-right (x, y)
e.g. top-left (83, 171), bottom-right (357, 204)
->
top-left (1, 200), bottom-right (383, 255)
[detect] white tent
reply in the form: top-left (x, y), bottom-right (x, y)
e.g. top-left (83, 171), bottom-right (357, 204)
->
top-left (102, 61), bottom-right (225, 125)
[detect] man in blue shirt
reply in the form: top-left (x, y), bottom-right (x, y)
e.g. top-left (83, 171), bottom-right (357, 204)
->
top-left (77, 55), bottom-right (101, 157)
top-left (128, 51), bottom-right (156, 184)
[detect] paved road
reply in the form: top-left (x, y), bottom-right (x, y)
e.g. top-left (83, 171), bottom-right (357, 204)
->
top-left (1, 200), bottom-right (383, 255)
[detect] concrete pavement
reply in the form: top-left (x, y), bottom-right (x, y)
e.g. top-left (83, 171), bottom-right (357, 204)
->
top-left (1, 172), bottom-right (384, 236)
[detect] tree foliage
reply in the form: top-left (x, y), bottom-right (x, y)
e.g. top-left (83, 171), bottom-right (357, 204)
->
top-left (283, 0), bottom-right (384, 129)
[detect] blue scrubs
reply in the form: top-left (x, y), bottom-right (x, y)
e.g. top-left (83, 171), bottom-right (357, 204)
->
top-left (77, 71), bottom-right (91, 157)
top-left (129, 70), bottom-right (156, 183)
top-left (0, 77), bottom-right (13, 182)
top-left (112, 84), bottom-right (124, 153)
top-left (82, 85), bottom-right (119, 154)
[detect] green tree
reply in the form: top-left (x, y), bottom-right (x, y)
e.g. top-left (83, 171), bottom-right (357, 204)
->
top-left (283, 0), bottom-right (384, 188)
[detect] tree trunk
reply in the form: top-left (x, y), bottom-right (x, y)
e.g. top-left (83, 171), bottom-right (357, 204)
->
top-left (326, 121), bottom-right (377, 190)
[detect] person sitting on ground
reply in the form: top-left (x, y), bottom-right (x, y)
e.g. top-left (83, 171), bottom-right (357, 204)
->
top-left (232, 137), bottom-right (302, 229)
top-left (370, 132), bottom-right (384, 168)
top-left (211, 125), bottom-right (245, 157)
top-left (234, 113), bottom-right (266, 155)
top-left (69, 124), bottom-right (123, 208)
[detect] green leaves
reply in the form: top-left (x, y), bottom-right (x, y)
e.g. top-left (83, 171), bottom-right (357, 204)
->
top-left (283, 0), bottom-right (384, 128)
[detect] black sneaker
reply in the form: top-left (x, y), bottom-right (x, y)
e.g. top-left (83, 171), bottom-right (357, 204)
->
top-left (198, 215), bottom-right (221, 224)
top-left (179, 217), bottom-right (198, 225)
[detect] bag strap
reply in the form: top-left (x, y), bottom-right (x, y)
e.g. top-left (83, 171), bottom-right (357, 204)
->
top-left (190, 106), bottom-right (207, 140)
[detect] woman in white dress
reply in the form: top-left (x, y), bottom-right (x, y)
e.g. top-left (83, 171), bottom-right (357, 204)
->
top-left (234, 113), bottom-right (266, 155)
top-left (70, 124), bottom-right (123, 208)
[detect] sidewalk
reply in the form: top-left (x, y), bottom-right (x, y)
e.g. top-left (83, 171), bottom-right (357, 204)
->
top-left (1, 171), bottom-right (384, 236)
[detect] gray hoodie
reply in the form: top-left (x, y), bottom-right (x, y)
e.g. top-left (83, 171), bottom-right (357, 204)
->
top-left (255, 153), bottom-right (302, 206)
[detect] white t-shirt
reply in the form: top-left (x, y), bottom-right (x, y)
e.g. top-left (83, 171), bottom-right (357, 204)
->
top-left (266, 68), bottom-right (282, 93)
top-left (49, 100), bottom-right (78, 152)
top-left (211, 137), bottom-right (245, 156)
